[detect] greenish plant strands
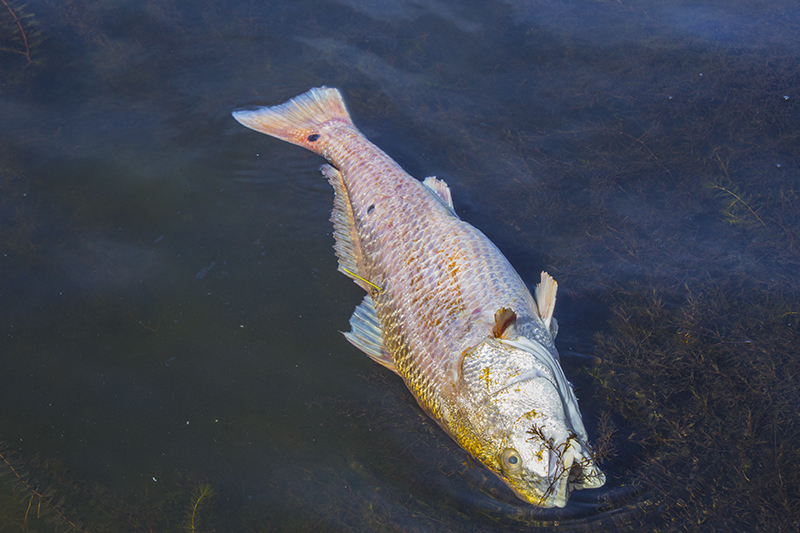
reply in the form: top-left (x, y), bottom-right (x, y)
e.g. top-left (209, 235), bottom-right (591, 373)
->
top-left (706, 181), bottom-right (766, 227)
top-left (0, 447), bottom-right (226, 533)
top-left (186, 483), bottom-right (216, 533)
top-left (0, 444), bottom-right (87, 532)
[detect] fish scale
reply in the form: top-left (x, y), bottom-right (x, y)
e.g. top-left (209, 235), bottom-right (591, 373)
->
top-left (232, 87), bottom-right (604, 507)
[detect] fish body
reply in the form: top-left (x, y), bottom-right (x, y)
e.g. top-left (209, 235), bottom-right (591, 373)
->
top-left (232, 87), bottom-right (605, 507)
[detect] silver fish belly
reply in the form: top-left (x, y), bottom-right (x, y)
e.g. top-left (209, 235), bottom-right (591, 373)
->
top-left (232, 87), bottom-right (605, 507)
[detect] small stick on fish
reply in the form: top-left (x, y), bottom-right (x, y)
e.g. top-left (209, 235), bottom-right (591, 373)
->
top-left (341, 267), bottom-right (382, 292)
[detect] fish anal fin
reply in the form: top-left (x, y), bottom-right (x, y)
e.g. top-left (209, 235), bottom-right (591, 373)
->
top-left (423, 176), bottom-right (456, 214)
top-left (321, 164), bottom-right (372, 292)
top-left (535, 271), bottom-right (558, 334)
top-left (493, 307), bottom-right (517, 339)
top-left (343, 295), bottom-right (398, 374)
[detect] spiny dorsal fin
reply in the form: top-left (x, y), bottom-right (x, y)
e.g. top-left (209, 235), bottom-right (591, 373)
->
top-left (422, 176), bottom-right (456, 214)
top-left (535, 271), bottom-right (558, 334)
top-left (493, 307), bottom-right (517, 339)
top-left (321, 164), bottom-right (373, 293)
top-left (343, 295), bottom-right (398, 374)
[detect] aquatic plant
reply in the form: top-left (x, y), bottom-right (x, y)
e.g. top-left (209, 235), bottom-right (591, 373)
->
top-left (0, 0), bottom-right (40, 64)
top-left (591, 277), bottom-right (800, 532)
top-left (185, 483), bottom-right (216, 533)
top-left (0, 444), bottom-right (88, 531)
top-left (0, 440), bottom-right (224, 533)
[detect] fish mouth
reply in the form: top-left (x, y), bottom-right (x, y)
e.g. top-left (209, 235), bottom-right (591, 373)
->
top-left (544, 441), bottom-right (606, 507)
top-left (507, 432), bottom-right (605, 508)
top-left (507, 439), bottom-right (575, 508)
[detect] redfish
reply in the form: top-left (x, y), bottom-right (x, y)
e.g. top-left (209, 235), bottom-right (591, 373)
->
top-left (232, 87), bottom-right (605, 507)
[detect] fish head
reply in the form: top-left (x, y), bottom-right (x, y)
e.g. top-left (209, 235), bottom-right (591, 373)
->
top-left (459, 337), bottom-right (605, 507)
top-left (495, 402), bottom-right (606, 507)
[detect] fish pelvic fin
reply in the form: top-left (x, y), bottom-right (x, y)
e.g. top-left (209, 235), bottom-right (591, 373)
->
top-left (492, 307), bottom-right (518, 339)
top-left (343, 295), bottom-right (398, 374)
top-left (232, 86), bottom-right (352, 153)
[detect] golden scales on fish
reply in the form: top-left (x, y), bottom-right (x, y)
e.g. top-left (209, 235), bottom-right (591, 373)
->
top-left (232, 87), bottom-right (605, 508)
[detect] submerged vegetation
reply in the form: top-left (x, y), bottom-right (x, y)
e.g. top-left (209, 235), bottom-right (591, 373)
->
top-left (0, 0), bottom-right (40, 64)
top-left (0, 442), bottom-right (222, 532)
top-left (0, 0), bottom-right (40, 90)
top-left (591, 279), bottom-right (800, 531)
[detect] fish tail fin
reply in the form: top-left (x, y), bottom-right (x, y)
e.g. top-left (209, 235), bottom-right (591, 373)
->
top-left (232, 87), bottom-right (352, 153)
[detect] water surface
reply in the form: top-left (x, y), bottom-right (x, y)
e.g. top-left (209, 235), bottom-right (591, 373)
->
top-left (1, 0), bottom-right (798, 531)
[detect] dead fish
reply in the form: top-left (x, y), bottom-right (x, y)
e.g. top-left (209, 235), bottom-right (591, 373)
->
top-left (232, 87), bottom-right (605, 507)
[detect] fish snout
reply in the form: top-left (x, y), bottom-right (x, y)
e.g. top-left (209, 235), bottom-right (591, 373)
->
top-left (542, 432), bottom-right (605, 507)
top-left (540, 438), bottom-right (576, 508)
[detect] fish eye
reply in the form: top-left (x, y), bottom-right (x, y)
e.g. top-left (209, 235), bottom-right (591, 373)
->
top-left (307, 134), bottom-right (320, 142)
top-left (501, 448), bottom-right (522, 472)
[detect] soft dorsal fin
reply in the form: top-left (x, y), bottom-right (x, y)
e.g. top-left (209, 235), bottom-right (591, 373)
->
top-left (423, 176), bottom-right (456, 213)
top-left (321, 164), bottom-right (374, 292)
top-left (535, 271), bottom-right (558, 334)
top-left (343, 295), bottom-right (398, 374)
top-left (493, 307), bottom-right (517, 339)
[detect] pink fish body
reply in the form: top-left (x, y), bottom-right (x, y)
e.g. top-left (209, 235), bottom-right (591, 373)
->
top-left (233, 87), bottom-right (604, 507)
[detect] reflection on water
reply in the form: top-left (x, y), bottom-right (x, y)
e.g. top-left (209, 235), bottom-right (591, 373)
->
top-left (1, 0), bottom-right (798, 531)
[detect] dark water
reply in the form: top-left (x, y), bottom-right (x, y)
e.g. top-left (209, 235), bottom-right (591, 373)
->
top-left (1, 0), bottom-right (799, 531)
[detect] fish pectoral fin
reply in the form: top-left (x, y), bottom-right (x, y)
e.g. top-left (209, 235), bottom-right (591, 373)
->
top-left (493, 307), bottom-right (517, 339)
top-left (422, 176), bottom-right (457, 215)
top-left (322, 164), bottom-right (373, 292)
top-left (535, 271), bottom-right (558, 335)
top-left (343, 295), bottom-right (399, 375)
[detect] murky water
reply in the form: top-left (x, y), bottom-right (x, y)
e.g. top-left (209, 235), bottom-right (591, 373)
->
top-left (1, 0), bottom-right (798, 531)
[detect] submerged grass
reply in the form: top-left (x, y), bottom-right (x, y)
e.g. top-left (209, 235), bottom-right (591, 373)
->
top-left (591, 280), bottom-right (800, 531)
top-left (0, 443), bottom-right (222, 533)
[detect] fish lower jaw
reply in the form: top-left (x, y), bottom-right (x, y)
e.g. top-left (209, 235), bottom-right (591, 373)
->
top-left (569, 463), bottom-right (606, 490)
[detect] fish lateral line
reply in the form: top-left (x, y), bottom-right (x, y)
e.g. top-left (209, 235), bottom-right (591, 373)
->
top-left (341, 267), bottom-right (383, 292)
